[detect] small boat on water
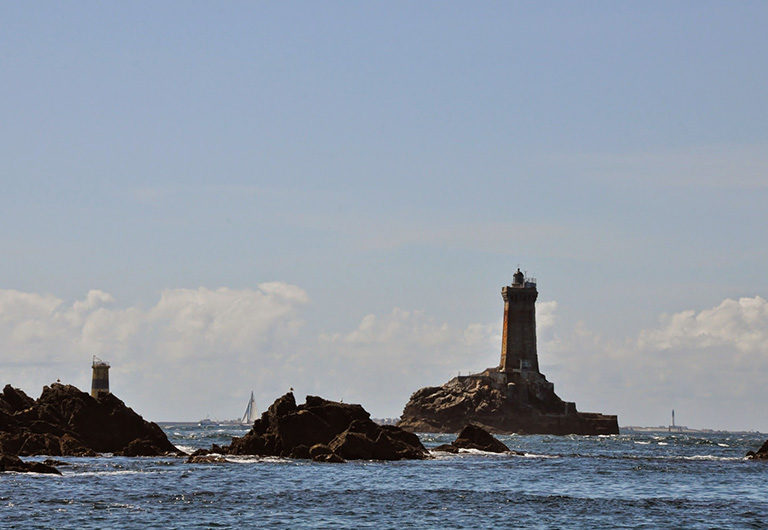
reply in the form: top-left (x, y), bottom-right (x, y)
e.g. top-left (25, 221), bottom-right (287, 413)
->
top-left (198, 418), bottom-right (216, 427)
top-left (241, 391), bottom-right (257, 425)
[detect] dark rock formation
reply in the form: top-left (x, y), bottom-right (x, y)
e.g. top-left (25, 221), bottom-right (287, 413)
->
top-left (453, 424), bottom-right (510, 453)
top-left (0, 383), bottom-right (181, 457)
top-left (398, 368), bottom-right (619, 435)
top-left (223, 393), bottom-right (427, 462)
top-left (432, 425), bottom-right (519, 454)
top-left (0, 454), bottom-right (61, 475)
top-left (747, 439), bottom-right (768, 459)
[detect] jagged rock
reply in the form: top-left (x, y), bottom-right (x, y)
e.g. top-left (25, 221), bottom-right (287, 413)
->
top-left (747, 439), bottom-right (768, 459)
top-left (116, 438), bottom-right (172, 457)
top-left (329, 431), bottom-right (376, 460)
top-left (0, 383), bottom-right (181, 457)
top-left (0, 386), bottom-right (35, 414)
top-left (398, 369), bottom-right (619, 435)
top-left (224, 392), bottom-right (427, 461)
top-left (453, 424), bottom-right (509, 453)
top-left (0, 453), bottom-right (61, 474)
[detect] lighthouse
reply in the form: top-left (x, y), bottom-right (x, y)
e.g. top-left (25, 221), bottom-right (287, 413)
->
top-left (90, 356), bottom-right (110, 399)
top-left (499, 268), bottom-right (539, 374)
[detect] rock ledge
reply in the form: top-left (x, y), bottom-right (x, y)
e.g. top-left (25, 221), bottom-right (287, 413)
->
top-left (398, 368), bottom-right (619, 435)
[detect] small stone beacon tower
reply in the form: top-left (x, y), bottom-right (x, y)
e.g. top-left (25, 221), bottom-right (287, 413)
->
top-left (500, 268), bottom-right (539, 374)
top-left (90, 356), bottom-right (110, 399)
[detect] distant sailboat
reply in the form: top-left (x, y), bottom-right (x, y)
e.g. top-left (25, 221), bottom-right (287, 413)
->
top-left (241, 391), bottom-right (257, 425)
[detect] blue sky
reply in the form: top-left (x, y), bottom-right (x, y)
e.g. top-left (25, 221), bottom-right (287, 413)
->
top-left (1, 2), bottom-right (767, 428)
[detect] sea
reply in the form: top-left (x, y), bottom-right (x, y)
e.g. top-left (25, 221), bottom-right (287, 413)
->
top-left (2, 425), bottom-right (768, 529)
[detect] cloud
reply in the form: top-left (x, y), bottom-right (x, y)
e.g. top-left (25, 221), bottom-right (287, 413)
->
top-left (313, 301), bottom-right (559, 416)
top-left (3, 285), bottom-right (768, 430)
top-left (540, 295), bottom-right (768, 430)
top-left (638, 296), bottom-right (768, 354)
top-left (0, 284), bottom-right (309, 419)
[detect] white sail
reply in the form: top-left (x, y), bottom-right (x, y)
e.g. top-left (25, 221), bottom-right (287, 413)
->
top-left (241, 391), bottom-right (257, 424)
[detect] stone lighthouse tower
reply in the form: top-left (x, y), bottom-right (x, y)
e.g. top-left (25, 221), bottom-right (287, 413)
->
top-left (90, 356), bottom-right (110, 399)
top-left (500, 268), bottom-right (539, 374)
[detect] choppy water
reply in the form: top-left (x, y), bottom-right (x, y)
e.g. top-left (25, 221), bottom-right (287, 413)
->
top-left (2, 425), bottom-right (767, 528)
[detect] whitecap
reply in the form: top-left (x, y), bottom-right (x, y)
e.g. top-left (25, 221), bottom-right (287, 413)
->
top-left (72, 470), bottom-right (147, 477)
top-left (457, 448), bottom-right (504, 455)
top-left (681, 455), bottom-right (742, 461)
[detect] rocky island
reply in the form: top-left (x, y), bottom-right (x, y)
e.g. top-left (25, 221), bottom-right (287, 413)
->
top-left (0, 383), bottom-right (181, 457)
top-left (196, 392), bottom-right (428, 463)
top-left (398, 269), bottom-right (619, 435)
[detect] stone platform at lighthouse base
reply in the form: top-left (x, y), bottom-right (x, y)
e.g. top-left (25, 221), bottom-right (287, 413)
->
top-left (397, 368), bottom-right (618, 435)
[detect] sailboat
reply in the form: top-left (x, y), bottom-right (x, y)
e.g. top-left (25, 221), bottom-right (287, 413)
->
top-left (241, 391), bottom-right (257, 425)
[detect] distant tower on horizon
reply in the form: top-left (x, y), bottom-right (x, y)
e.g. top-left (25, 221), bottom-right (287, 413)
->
top-left (91, 356), bottom-right (110, 399)
top-left (500, 268), bottom-right (539, 374)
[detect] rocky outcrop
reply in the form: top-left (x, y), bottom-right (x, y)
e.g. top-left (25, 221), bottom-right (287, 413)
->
top-left (453, 424), bottom-right (510, 453)
top-left (433, 424), bottom-right (518, 454)
top-left (398, 369), bottom-right (619, 435)
top-left (0, 383), bottom-right (181, 457)
top-left (747, 439), bottom-right (768, 459)
top-left (0, 454), bottom-right (61, 474)
top-left (223, 393), bottom-right (427, 462)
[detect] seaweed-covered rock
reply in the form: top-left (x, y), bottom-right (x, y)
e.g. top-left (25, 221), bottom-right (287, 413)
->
top-left (224, 393), bottom-right (427, 462)
top-left (0, 383), bottom-right (181, 457)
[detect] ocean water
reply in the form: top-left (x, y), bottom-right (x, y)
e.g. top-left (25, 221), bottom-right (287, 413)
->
top-left (2, 425), bottom-right (767, 528)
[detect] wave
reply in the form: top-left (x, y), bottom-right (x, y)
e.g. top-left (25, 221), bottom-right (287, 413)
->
top-left (680, 455), bottom-right (745, 462)
top-left (64, 470), bottom-right (149, 477)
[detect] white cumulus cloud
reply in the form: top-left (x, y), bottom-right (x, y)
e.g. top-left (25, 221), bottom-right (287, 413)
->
top-left (540, 296), bottom-right (768, 430)
top-left (0, 284), bottom-right (309, 419)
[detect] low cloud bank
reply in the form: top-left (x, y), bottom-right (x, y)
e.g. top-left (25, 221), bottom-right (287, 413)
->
top-left (1, 287), bottom-right (767, 429)
top-left (542, 296), bottom-right (768, 430)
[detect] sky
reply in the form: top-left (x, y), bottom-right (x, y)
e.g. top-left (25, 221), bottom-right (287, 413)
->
top-left (1, 2), bottom-right (767, 430)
